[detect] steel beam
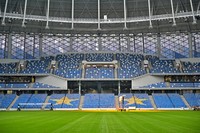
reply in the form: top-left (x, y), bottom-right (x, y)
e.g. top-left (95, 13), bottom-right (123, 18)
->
top-left (71, 0), bottom-right (74, 29)
top-left (2, 0), bottom-right (9, 25)
top-left (123, 0), bottom-right (127, 29)
top-left (189, 0), bottom-right (197, 24)
top-left (197, 2), bottom-right (200, 14)
top-left (22, 0), bottom-right (27, 27)
top-left (45, 0), bottom-right (50, 29)
top-left (98, 0), bottom-right (101, 29)
top-left (170, 0), bottom-right (176, 26)
top-left (2, 11), bottom-right (199, 24)
top-left (148, 0), bottom-right (152, 28)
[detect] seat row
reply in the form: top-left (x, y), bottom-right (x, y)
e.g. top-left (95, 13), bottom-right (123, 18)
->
top-left (0, 93), bottom-right (199, 109)
top-left (0, 53), bottom-right (200, 79)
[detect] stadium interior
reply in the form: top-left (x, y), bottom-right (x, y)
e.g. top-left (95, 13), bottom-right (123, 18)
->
top-left (0, 0), bottom-right (200, 111)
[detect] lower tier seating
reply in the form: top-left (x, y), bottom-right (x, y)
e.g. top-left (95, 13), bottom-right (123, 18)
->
top-left (118, 93), bottom-right (152, 108)
top-left (46, 94), bottom-right (80, 109)
top-left (12, 94), bottom-right (32, 108)
top-left (82, 93), bottom-right (115, 108)
top-left (167, 93), bottom-right (186, 108)
top-left (152, 93), bottom-right (174, 108)
top-left (0, 94), bottom-right (16, 108)
top-left (183, 93), bottom-right (200, 107)
top-left (1, 93), bottom-right (199, 110)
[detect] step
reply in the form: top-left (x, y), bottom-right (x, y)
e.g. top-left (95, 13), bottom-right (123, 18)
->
top-left (149, 95), bottom-right (157, 109)
top-left (79, 96), bottom-right (84, 109)
top-left (115, 96), bottom-right (119, 109)
top-left (42, 96), bottom-right (51, 109)
top-left (180, 95), bottom-right (191, 109)
top-left (7, 95), bottom-right (19, 110)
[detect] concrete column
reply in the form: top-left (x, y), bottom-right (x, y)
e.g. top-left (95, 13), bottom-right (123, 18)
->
top-left (127, 35), bottom-right (130, 52)
top-left (71, 0), bottom-right (74, 29)
top-left (70, 35), bottom-right (73, 52)
top-left (39, 35), bottom-right (43, 57)
top-left (118, 81), bottom-right (121, 95)
top-left (98, 34), bottom-right (102, 51)
top-left (78, 81), bottom-right (81, 95)
top-left (7, 33), bottom-right (12, 59)
top-left (157, 33), bottom-right (161, 57)
top-left (188, 32), bottom-right (193, 58)
top-left (98, 0), bottom-right (101, 29)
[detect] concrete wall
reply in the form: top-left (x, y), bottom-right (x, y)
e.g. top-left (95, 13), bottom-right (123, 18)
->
top-left (0, 59), bottom-right (20, 63)
top-left (36, 75), bottom-right (67, 89)
top-left (132, 75), bottom-right (163, 88)
top-left (179, 58), bottom-right (200, 63)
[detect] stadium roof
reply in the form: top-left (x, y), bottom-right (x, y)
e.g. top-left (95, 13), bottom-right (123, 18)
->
top-left (0, 0), bottom-right (200, 34)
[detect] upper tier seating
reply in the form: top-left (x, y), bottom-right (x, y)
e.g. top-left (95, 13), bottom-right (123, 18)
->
top-left (183, 93), bottom-right (199, 107)
top-left (86, 53), bottom-right (114, 62)
top-left (20, 56), bottom-right (53, 74)
top-left (170, 82), bottom-right (195, 88)
top-left (182, 62), bottom-right (200, 73)
top-left (0, 94), bottom-right (16, 108)
top-left (0, 53), bottom-right (199, 78)
top-left (152, 93), bottom-right (174, 108)
top-left (150, 60), bottom-right (180, 73)
top-left (85, 68), bottom-right (114, 78)
top-left (0, 63), bottom-right (17, 74)
top-left (142, 82), bottom-right (200, 88)
top-left (167, 93), bottom-right (186, 108)
top-left (82, 93), bottom-right (115, 108)
top-left (142, 82), bottom-right (167, 88)
top-left (0, 84), bottom-right (6, 88)
top-left (6, 83), bottom-right (29, 88)
top-left (55, 54), bottom-right (83, 78)
top-left (32, 82), bottom-right (59, 88)
top-left (116, 53), bottom-right (146, 78)
top-left (194, 83), bottom-right (200, 87)
top-left (145, 55), bottom-right (159, 64)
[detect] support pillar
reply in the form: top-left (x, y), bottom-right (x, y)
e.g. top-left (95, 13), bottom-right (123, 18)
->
top-left (157, 33), bottom-right (161, 57)
top-left (71, 0), bottom-right (74, 29)
top-left (2, 0), bottom-right (8, 25)
top-left (118, 81), bottom-right (121, 95)
top-left (39, 35), bottom-right (43, 57)
top-left (98, 0), bottom-right (101, 29)
top-left (7, 33), bottom-right (12, 59)
top-left (188, 33), bottom-right (193, 58)
top-left (78, 81), bottom-right (81, 95)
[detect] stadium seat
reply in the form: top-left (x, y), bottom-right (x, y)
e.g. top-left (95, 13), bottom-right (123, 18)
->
top-left (167, 93), bottom-right (186, 108)
top-left (0, 94), bottom-right (16, 109)
top-left (82, 93), bottom-right (115, 108)
top-left (152, 93), bottom-right (174, 108)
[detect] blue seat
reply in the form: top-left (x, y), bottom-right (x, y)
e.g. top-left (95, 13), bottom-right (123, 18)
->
top-left (152, 93), bottom-right (174, 108)
top-left (167, 93), bottom-right (186, 108)
top-left (0, 94), bottom-right (16, 108)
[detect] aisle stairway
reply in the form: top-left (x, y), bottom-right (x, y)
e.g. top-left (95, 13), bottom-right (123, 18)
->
top-left (180, 95), bottom-right (191, 109)
top-left (149, 95), bottom-right (157, 109)
top-left (79, 96), bottom-right (84, 109)
top-left (7, 95), bottom-right (19, 110)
